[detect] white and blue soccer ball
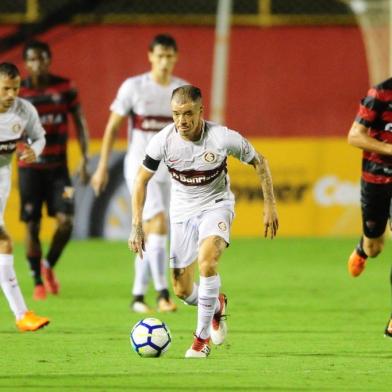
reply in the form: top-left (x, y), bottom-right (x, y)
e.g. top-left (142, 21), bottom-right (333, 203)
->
top-left (130, 317), bottom-right (172, 358)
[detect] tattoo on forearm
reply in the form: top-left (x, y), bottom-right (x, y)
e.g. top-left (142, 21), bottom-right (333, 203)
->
top-left (257, 154), bottom-right (275, 203)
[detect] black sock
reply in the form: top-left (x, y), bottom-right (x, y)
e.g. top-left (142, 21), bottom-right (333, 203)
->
top-left (27, 255), bottom-right (43, 285)
top-left (133, 295), bottom-right (145, 303)
top-left (157, 288), bottom-right (170, 301)
top-left (46, 224), bottom-right (72, 268)
top-left (356, 237), bottom-right (368, 259)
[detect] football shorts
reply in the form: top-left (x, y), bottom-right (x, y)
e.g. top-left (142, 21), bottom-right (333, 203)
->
top-left (169, 207), bottom-right (234, 269)
top-left (360, 179), bottom-right (392, 238)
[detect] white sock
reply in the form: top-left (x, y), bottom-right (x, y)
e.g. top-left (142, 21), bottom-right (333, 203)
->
top-left (183, 283), bottom-right (199, 306)
top-left (0, 254), bottom-right (28, 320)
top-left (196, 275), bottom-right (220, 340)
top-left (146, 234), bottom-right (168, 292)
top-left (132, 254), bottom-right (151, 297)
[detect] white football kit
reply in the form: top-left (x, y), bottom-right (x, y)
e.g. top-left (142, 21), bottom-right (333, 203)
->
top-left (0, 98), bottom-right (45, 226)
top-left (111, 72), bottom-right (186, 220)
top-left (144, 120), bottom-right (256, 267)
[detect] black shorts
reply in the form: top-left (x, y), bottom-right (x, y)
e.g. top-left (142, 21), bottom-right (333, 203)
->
top-left (360, 179), bottom-right (392, 238)
top-left (18, 166), bottom-right (74, 222)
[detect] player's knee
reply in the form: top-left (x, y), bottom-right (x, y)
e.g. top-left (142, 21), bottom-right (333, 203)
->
top-left (0, 230), bottom-right (13, 253)
top-left (27, 221), bottom-right (40, 239)
top-left (58, 216), bottom-right (73, 234)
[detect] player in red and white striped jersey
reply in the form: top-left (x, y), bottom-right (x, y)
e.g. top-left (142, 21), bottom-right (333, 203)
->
top-left (91, 34), bottom-right (187, 313)
top-left (347, 78), bottom-right (392, 337)
top-left (18, 41), bottom-right (90, 301)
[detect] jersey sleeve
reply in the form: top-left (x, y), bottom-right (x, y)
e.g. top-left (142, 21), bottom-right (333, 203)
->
top-left (223, 128), bottom-right (256, 163)
top-left (110, 79), bottom-right (135, 116)
top-left (355, 87), bottom-right (385, 127)
top-left (24, 101), bottom-right (46, 157)
top-left (63, 79), bottom-right (80, 111)
top-left (143, 132), bottom-right (164, 172)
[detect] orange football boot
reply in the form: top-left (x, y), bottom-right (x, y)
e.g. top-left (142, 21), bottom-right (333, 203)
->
top-left (157, 298), bottom-right (177, 312)
top-left (41, 264), bottom-right (60, 294)
top-left (348, 249), bottom-right (367, 277)
top-left (16, 311), bottom-right (50, 332)
top-left (33, 284), bottom-right (46, 301)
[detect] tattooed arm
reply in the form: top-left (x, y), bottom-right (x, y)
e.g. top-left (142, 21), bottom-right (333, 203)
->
top-left (249, 151), bottom-right (279, 238)
top-left (128, 166), bottom-right (154, 258)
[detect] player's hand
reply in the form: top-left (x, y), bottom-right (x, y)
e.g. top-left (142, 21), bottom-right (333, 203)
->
top-left (90, 166), bottom-right (108, 196)
top-left (263, 202), bottom-right (279, 239)
top-left (128, 223), bottom-right (145, 258)
top-left (78, 157), bottom-right (90, 186)
top-left (17, 143), bottom-right (37, 163)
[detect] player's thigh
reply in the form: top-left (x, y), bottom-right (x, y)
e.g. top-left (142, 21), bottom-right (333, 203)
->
top-left (198, 208), bottom-right (233, 249)
top-left (169, 218), bottom-right (199, 270)
top-left (46, 167), bottom-right (74, 217)
top-left (18, 167), bottom-right (44, 222)
top-left (360, 180), bottom-right (392, 238)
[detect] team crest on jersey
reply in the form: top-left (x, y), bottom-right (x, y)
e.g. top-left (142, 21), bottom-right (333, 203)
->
top-left (218, 221), bottom-right (227, 231)
top-left (12, 123), bottom-right (22, 133)
top-left (203, 151), bottom-right (217, 163)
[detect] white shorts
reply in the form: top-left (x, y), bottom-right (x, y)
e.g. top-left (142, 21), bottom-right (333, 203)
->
top-left (169, 207), bottom-right (234, 269)
top-left (0, 165), bottom-right (11, 227)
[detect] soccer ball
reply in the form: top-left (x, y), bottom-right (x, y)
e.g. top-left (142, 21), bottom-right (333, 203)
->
top-left (130, 317), bottom-right (171, 358)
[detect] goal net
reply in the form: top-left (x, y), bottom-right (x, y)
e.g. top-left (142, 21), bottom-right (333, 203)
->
top-left (346, 0), bottom-right (391, 84)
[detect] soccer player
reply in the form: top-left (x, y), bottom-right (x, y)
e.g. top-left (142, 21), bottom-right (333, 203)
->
top-left (91, 34), bottom-right (186, 313)
top-left (129, 85), bottom-right (279, 358)
top-left (18, 41), bottom-right (90, 300)
top-left (347, 77), bottom-right (392, 337)
top-left (0, 62), bottom-right (49, 331)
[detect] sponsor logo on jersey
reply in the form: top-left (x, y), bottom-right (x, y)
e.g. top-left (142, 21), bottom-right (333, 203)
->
top-left (0, 140), bottom-right (17, 154)
top-left (40, 113), bottom-right (65, 125)
top-left (132, 113), bottom-right (172, 132)
top-left (168, 159), bottom-right (227, 186)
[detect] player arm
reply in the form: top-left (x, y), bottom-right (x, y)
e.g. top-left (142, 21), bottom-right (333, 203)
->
top-left (249, 151), bottom-right (279, 238)
top-left (70, 104), bottom-right (90, 183)
top-left (20, 105), bottom-right (46, 163)
top-left (347, 121), bottom-right (392, 155)
top-left (128, 162), bottom-right (156, 258)
top-left (70, 104), bottom-right (89, 161)
top-left (91, 112), bottom-right (125, 195)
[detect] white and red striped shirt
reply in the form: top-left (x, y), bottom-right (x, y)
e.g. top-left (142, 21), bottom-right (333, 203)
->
top-left (144, 121), bottom-right (256, 222)
top-left (111, 72), bottom-right (187, 183)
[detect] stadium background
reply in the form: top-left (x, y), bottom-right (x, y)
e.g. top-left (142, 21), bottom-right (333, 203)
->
top-left (0, 0), bottom-right (374, 239)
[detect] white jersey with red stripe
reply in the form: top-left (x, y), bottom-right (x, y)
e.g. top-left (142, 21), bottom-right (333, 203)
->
top-left (144, 120), bottom-right (256, 222)
top-left (110, 72), bottom-right (187, 183)
top-left (0, 97), bottom-right (45, 168)
top-left (0, 97), bottom-right (46, 226)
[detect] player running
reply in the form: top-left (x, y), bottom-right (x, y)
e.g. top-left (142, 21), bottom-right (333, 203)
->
top-left (0, 62), bottom-right (49, 331)
top-left (18, 41), bottom-right (90, 300)
top-left (91, 34), bottom-right (186, 313)
top-left (347, 77), bottom-right (392, 337)
top-left (129, 85), bottom-right (278, 358)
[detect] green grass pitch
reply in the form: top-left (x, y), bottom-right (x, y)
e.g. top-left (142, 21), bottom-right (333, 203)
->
top-left (0, 238), bottom-right (391, 391)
